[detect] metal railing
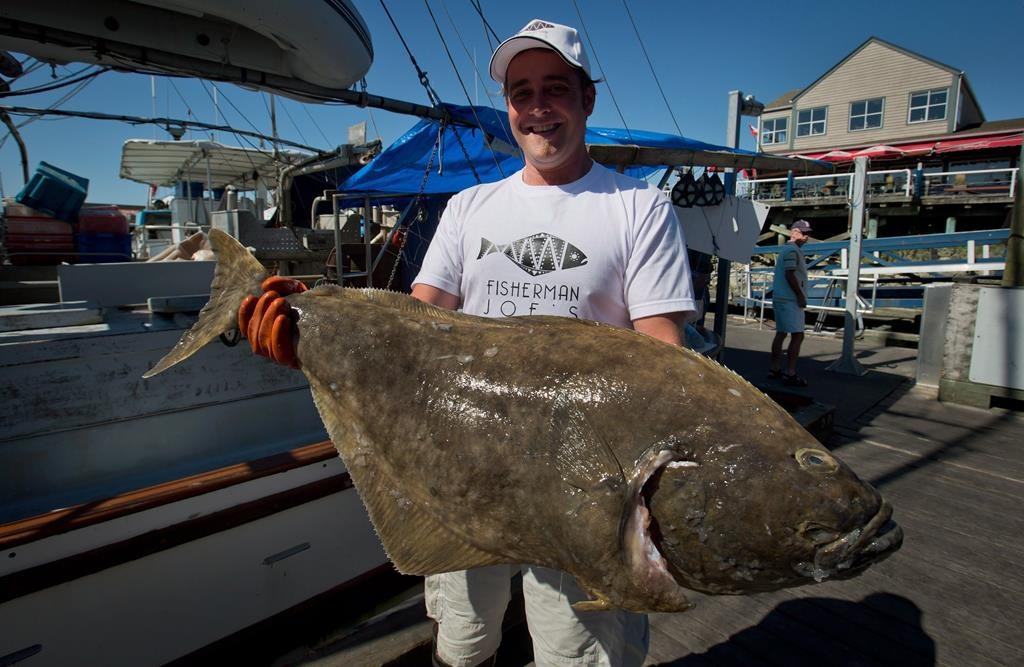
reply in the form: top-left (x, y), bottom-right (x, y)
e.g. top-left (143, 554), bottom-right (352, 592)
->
top-left (738, 228), bottom-right (1010, 327)
top-left (920, 167), bottom-right (1017, 197)
top-left (738, 166), bottom-right (1018, 201)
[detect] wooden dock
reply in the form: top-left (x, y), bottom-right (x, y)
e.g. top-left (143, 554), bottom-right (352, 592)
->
top-left (644, 324), bottom-right (1024, 667)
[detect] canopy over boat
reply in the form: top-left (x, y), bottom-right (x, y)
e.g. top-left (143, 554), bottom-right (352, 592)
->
top-left (119, 140), bottom-right (311, 190)
top-left (338, 104), bottom-right (830, 200)
top-left (0, 0), bottom-right (373, 101)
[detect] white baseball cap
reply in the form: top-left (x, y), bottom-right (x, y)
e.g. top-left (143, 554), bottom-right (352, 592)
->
top-left (488, 19), bottom-right (592, 85)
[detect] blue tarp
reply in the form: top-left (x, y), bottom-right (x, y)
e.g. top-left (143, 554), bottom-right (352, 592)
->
top-left (338, 103), bottom-right (758, 199)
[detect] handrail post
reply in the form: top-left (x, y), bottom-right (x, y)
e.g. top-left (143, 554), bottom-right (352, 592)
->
top-left (785, 170), bottom-right (793, 201)
top-left (828, 156), bottom-right (868, 375)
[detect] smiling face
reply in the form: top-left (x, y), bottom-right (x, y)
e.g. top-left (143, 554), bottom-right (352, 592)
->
top-left (505, 49), bottom-right (596, 185)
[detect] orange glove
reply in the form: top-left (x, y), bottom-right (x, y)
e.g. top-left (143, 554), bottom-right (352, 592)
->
top-left (237, 276), bottom-right (308, 368)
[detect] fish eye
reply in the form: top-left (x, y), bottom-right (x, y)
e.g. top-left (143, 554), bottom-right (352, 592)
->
top-left (795, 448), bottom-right (839, 473)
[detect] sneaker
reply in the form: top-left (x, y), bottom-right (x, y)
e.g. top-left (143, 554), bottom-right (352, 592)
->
top-left (782, 373), bottom-right (808, 387)
top-left (768, 369), bottom-right (783, 379)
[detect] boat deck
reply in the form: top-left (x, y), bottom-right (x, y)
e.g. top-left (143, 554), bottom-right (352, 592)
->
top-left (253, 317), bottom-right (1024, 667)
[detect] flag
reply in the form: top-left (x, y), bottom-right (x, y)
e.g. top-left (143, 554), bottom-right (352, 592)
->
top-left (748, 124), bottom-right (759, 137)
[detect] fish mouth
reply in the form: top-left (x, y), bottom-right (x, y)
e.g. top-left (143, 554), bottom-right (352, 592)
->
top-left (801, 502), bottom-right (903, 582)
top-left (622, 450), bottom-right (694, 609)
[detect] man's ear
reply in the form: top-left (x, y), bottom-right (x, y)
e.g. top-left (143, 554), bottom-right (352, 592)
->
top-left (583, 83), bottom-right (596, 116)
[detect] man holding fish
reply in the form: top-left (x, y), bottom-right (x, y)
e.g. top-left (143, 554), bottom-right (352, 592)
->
top-left (409, 19), bottom-right (695, 667)
top-left (245, 17), bottom-right (696, 667)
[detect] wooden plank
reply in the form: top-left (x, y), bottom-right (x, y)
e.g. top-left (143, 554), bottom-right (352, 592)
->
top-left (832, 440), bottom-right (1024, 527)
top-left (0, 301), bottom-right (102, 332)
top-left (148, 294), bottom-right (211, 313)
top-left (57, 260), bottom-right (216, 307)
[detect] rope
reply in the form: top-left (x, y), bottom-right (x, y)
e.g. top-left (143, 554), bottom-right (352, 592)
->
top-left (378, 0), bottom-right (442, 106)
top-left (467, 0), bottom-right (501, 46)
top-left (570, 0), bottom-right (632, 142)
top-left (427, 0), bottom-right (506, 179)
top-left (386, 127), bottom-right (442, 289)
top-left (619, 1), bottom-right (684, 137)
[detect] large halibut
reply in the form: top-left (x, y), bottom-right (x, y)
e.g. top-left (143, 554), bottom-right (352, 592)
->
top-left (145, 229), bottom-right (902, 612)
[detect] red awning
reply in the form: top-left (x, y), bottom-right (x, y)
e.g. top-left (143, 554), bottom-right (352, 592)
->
top-left (852, 145), bottom-right (904, 160)
top-left (789, 131), bottom-right (1022, 162)
top-left (933, 133), bottom-right (1023, 154)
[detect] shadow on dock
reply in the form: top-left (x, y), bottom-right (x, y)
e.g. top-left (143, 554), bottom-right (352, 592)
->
top-left (651, 593), bottom-right (935, 667)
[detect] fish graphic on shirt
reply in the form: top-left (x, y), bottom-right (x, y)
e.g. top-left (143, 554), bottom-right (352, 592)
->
top-left (477, 233), bottom-right (589, 277)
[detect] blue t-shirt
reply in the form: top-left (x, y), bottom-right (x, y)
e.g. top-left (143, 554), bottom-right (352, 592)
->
top-left (772, 242), bottom-right (807, 302)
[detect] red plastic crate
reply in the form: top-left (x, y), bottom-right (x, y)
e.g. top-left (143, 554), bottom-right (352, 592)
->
top-left (4, 216), bottom-right (76, 265)
top-left (77, 205), bottom-right (129, 235)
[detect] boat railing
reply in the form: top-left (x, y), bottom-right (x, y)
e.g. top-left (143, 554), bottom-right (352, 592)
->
top-left (133, 223), bottom-right (209, 260)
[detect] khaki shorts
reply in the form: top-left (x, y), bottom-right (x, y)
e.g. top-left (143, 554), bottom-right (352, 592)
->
top-left (425, 565), bottom-right (648, 666)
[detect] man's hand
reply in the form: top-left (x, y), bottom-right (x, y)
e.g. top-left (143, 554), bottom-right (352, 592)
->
top-left (238, 276), bottom-right (308, 368)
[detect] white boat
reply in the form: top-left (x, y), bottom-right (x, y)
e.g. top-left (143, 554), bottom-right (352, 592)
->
top-left (0, 259), bottom-right (391, 665)
top-left (0, 0), bottom-right (373, 100)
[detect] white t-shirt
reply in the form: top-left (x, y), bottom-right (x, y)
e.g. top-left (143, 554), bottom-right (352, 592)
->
top-left (413, 163), bottom-right (695, 328)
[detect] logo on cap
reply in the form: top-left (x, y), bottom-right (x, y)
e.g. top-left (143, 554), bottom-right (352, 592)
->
top-left (523, 20), bottom-right (555, 31)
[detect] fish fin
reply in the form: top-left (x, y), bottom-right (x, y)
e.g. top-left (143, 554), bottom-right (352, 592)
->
top-left (552, 401), bottom-right (626, 492)
top-left (359, 475), bottom-right (509, 575)
top-left (306, 375), bottom-right (507, 575)
top-left (143, 229), bottom-right (267, 378)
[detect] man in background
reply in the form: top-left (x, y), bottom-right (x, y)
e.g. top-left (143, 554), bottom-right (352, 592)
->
top-left (769, 219), bottom-right (812, 386)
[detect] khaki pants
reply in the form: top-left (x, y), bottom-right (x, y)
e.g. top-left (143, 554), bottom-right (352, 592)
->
top-left (425, 565), bottom-right (648, 666)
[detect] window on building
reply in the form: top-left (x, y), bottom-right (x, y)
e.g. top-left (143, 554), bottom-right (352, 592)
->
top-left (796, 107), bottom-right (827, 137)
top-left (761, 117), bottom-right (788, 145)
top-left (908, 88), bottom-right (947, 123)
top-left (850, 98), bottom-right (884, 131)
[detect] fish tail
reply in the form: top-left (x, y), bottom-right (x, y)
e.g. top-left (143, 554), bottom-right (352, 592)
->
top-left (476, 238), bottom-right (499, 260)
top-left (143, 229), bottom-right (268, 378)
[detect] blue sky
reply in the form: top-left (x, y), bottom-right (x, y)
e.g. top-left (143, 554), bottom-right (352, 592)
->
top-left (1, 0), bottom-right (1021, 204)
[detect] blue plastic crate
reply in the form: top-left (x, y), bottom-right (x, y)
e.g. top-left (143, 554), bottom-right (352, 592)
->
top-left (16, 162), bottom-right (89, 222)
top-left (76, 233), bottom-right (132, 263)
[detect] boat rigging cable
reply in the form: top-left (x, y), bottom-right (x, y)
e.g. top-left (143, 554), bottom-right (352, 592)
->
top-left (422, 0), bottom-right (501, 181)
top-left (377, 0), bottom-right (442, 107)
top-left (376, 1), bottom-right (489, 186)
top-left (0, 106), bottom-right (323, 154)
top-left (436, 0), bottom-right (516, 151)
top-left (0, 65), bottom-right (108, 98)
top-left (466, 0), bottom-right (501, 47)
top-left (0, 63), bottom-right (99, 151)
top-left (196, 80), bottom-right (291, 176)
top-left (570, 0), bottom-right (633, 143)
top-left (619, 0), bottom-right (683, 138)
